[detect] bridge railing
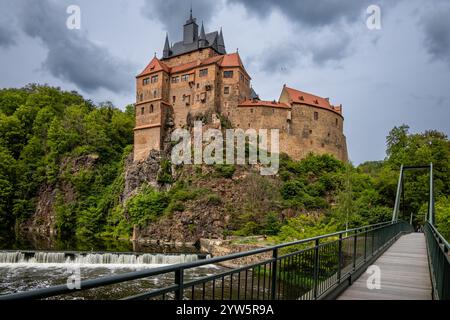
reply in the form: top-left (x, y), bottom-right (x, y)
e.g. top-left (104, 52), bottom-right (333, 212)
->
top-left (423, 222), bottom-right (450, 300)
top-left (0, 220), bottom-right (412, 300)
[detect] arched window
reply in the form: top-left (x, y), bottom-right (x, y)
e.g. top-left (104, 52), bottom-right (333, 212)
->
top-left (141, 107), bottom-right (145, 115)
top-left (153, 90), bottom-right (157, 98)
top-left (150, 104), bottom-right (154, 113)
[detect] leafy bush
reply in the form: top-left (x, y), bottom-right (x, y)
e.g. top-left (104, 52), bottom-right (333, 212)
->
top-left (206, 194), bottom-right (222, 205)
top-left (213, 164), bottom-right (236, 178)
top-left (157, 159), bottom-right (173, 184)
top-left (127, 185), bottom-right (169, 226)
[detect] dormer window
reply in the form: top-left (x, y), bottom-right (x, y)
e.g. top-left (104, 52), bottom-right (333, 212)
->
top-left (199, 68), bottom-right (208, 77)
top-left (299, 96), bottom-right (304, 101)
top-left (223, 71), bottom-right (233, 78)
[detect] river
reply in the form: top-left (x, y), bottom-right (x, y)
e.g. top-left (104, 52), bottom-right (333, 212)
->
top-left (0, 233), bottom-right (221, 299)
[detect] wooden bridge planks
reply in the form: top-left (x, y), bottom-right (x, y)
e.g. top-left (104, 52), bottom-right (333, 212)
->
top-left (338, 233), bottom-right (432, 300)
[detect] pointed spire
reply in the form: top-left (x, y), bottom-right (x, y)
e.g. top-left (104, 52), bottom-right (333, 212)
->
top-left (163, 33), bottom-right (170, 58)
top-left (199, 21), bottom-right (207, 48)
top-left (190, 4), bottom-right (193, 20)
top-left (217, 27), bottom-right (226, 54)
top-left (200, 22), bottom-right (206, 39)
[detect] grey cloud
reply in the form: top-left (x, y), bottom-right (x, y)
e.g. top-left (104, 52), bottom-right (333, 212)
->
top-left (141, 0), bottom-right (222, 40)
top-left (309, 31), bottom-right (352, 65)
top-left (258, 44), bottom-right (299, 74)
top-left (421, 4), bottom-right (450, 65)
top-left (258, 29), bottom-right (352, 74)
top-left (17, 0), bottom-right (133, 93)
top-left (229, 0), bottom-right (369, 28)
top-left (0, 24), bottom-right (16, 48)
top-left (230, 0), bottom-right (368, 73)
top-left (0, 12), bottom-right (17, 49)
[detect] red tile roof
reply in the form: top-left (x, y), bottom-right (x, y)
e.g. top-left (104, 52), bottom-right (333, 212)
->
top-left (137, 53), bottom-right (250, 78)
top-left (137, 57), bottom-right (170, 77)
top-left (238, 99), bottom-right (291, 109)
top-left (171, 55), bottom-right (224, 74)
top-left (284, 86), bottom-right (342, 115)
top-left (220, 53), bottom-right (250, 78)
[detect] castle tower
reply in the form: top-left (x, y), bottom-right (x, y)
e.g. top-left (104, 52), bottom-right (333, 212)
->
top-left (134, 57), bottom-right (171, 162)
top-left (183, 8), bottom-right (198, 44)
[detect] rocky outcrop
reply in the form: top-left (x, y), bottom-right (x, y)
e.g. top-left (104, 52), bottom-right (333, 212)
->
top-left (23, 154), bottom-right (99, 235)
top-left (134, 198), bottom-right (230, 244)
top-left (122, 150), bottom-right (164, 201)
top-left (199, 237), bottom-right (271, 267)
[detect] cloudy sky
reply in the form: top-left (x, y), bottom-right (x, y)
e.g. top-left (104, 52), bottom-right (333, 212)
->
top-left (1, 0), bottom-right (449, 164)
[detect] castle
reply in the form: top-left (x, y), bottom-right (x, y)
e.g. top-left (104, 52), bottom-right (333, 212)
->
top-left (134, 11), bottom-right (348, 163)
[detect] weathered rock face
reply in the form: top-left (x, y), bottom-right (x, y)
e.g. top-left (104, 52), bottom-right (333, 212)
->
top-left (23, 154), bottom-right (98, 235)
top-left (122, 149), bottom-right (164, 201)
top-left (24, 185), bottom-right (57, 235)
top-left (135, 198), bottom-right (230, 244)
top-left (132, 165), bottom-right (282, 244)
top-left (199, 238), bottom-right (271, 266)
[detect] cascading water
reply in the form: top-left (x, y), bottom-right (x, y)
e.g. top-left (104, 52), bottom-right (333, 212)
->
top-left (0, 251), bottom-right (207, 266)
top-left (0, 251), bottom-right (218, 298)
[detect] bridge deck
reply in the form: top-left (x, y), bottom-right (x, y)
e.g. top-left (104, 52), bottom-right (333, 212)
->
top-left (338, 233), bottom-right (432, 300)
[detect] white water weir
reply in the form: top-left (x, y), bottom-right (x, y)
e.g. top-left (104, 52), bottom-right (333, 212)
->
top-left (0, 250), bottom-right (208, 266)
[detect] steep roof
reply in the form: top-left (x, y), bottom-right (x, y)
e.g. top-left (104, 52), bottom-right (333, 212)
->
top-left (138, 53), bottom-right (250, 77)
top-left (161, 11), bottom-right (226, 59)
top-left (170, 55), bottom-right (223, 74)
top-left (220, 53), bottom-right (250, 78)
top-left (137, 56), bottom-right (170, 77)
top-left (284, 86), bottom-right (342, 116)
top-left (238, 99), bottom-right (290, 109)
top-left (221, 52), bottom-right (244, 68)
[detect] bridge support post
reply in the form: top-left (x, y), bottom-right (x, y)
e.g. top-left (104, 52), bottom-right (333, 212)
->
top-left (353, 233), bottom-right (357, 271)
top-left (175, 268), bottom-right (184, 300)
top-left (270, 248), bottom-right (278, 300)
top-left (364, 228), bottom-right (368, 262)
top-left (337, 234), bottom-right (342, 283)
top-left (429, 163), bottom-right (435, 226)
top-left (313, 239), bottom-right (320, 299)
top-left (392, 165), bottom-right (404, 222)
